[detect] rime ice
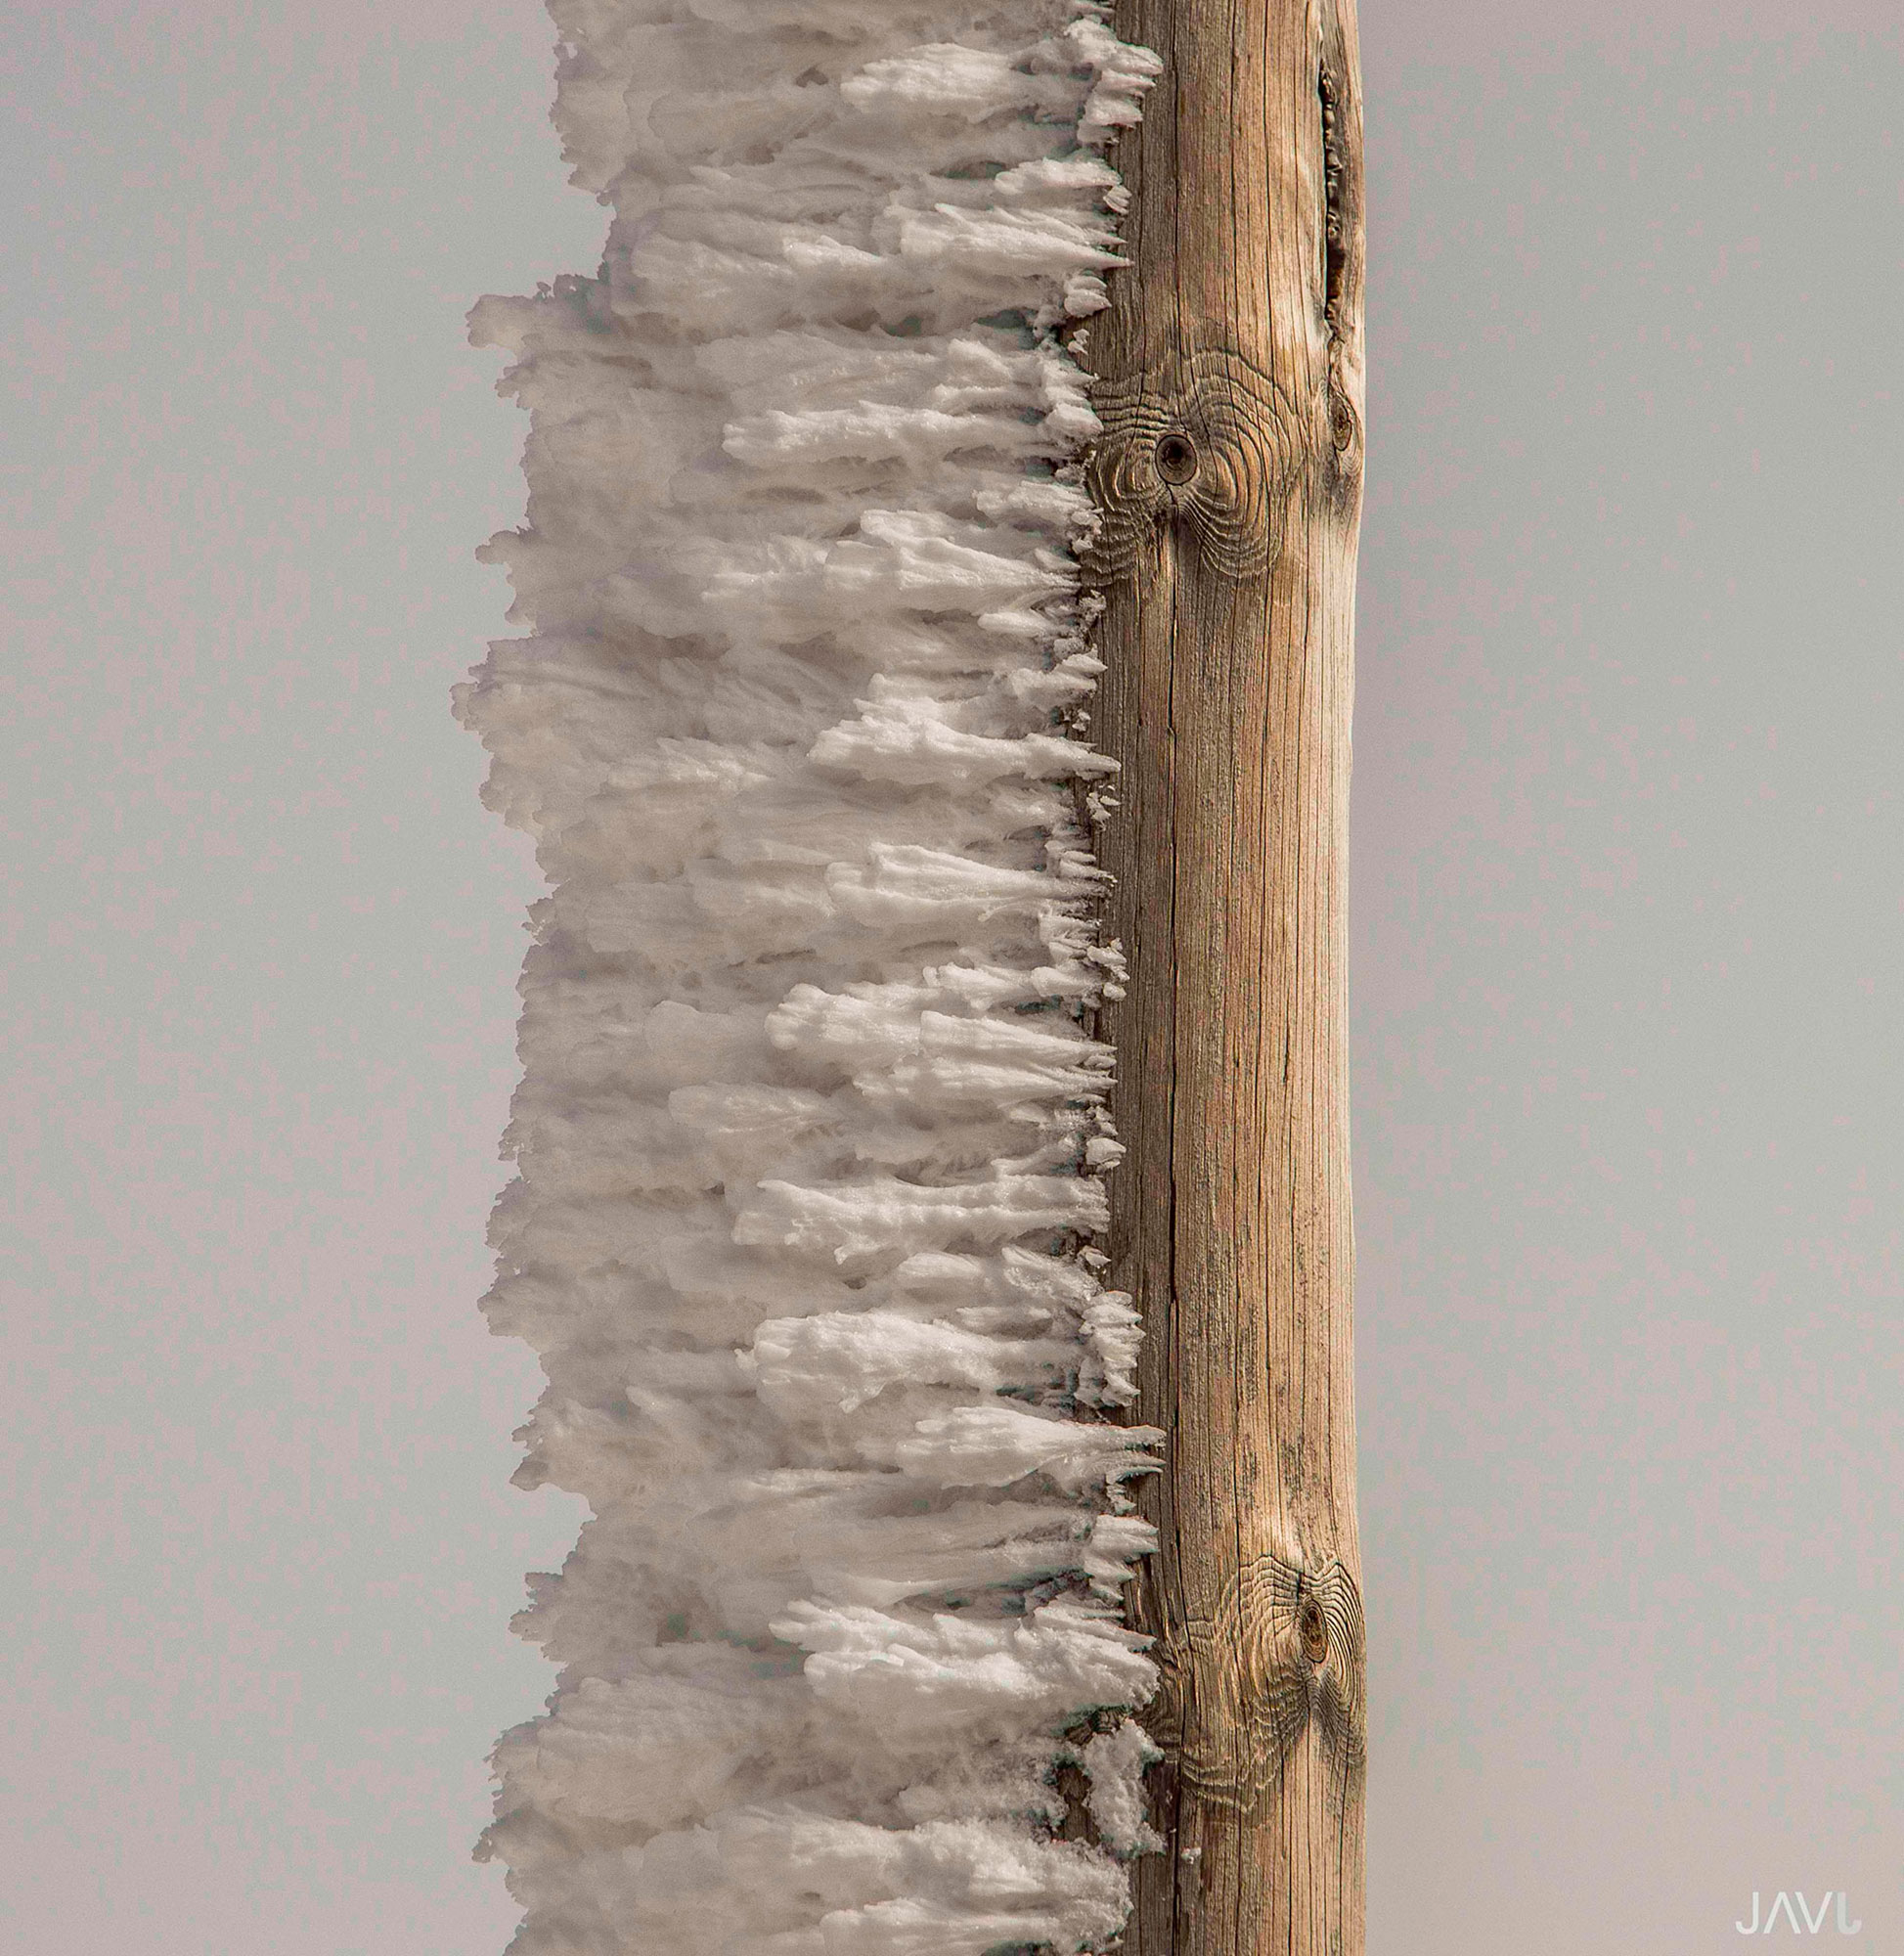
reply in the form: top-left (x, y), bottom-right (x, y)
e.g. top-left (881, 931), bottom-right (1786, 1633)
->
top-left (457, 4), bottom-right (1161, 1949)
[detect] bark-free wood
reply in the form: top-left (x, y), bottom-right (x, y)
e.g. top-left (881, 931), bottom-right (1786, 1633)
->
top-left (1084, 2), bottom-right (1366, 1952)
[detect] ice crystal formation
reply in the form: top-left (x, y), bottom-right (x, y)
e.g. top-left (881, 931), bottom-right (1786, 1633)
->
top-left (457, 4), bottom-right (1162, 1948)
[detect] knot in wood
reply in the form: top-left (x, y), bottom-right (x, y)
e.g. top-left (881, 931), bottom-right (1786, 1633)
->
top-left (1157, 1551), bottom-right (1367, 1812)
top-left (1154, 430), bottom-right (1200, 485)
top-left (1298, 1597), bottom-right (1329, 1665)
top-left (1084, 351), bottom-right (1301, 584)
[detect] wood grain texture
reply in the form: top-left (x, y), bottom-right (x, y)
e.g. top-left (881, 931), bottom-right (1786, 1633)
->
top-left (1081, 1), bottom-right (1366, 1950)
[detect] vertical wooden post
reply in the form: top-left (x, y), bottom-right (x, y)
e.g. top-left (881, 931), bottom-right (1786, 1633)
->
top-left (1086, 1), bottom-right (1366, 1952)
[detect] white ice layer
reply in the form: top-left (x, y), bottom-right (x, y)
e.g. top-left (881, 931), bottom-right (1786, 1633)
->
top-left (458, 4), bottom-right (1161, 1949)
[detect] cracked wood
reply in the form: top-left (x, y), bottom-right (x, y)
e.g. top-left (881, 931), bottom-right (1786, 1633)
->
top-left (1083, 1), bottom-right (1367, 1952)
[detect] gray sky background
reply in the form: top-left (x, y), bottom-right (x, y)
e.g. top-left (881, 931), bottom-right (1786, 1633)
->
top-left (4, 4), bottom-right (1897, 1952)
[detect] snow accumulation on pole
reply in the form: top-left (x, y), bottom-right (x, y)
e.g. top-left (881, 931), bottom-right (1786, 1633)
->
top-left (457, 0), bottom-right (1366, 1948)
top-left (458, 2), bottom-right (1166, 1951)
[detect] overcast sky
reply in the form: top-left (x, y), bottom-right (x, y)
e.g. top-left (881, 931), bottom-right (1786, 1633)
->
top-left (5, 4), bottom-right (1898, 1952)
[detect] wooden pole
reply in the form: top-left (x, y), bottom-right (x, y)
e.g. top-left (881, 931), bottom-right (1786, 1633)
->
top-left (1085, 1), bottom-right (1366, 1952)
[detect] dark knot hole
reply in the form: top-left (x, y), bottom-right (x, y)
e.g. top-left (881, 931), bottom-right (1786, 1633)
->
top-left (1298, 1599), bottom-right (1328, 1666)
top-left (1154, 430), bottom-right (1199, 485)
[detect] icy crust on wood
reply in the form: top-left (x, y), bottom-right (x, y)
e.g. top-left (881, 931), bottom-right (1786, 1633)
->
top-left (455, 3), bottom-right (1161, 1952)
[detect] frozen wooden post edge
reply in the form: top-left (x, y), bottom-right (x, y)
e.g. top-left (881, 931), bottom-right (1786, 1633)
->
top-left (1082, 0), bottom-right (1369, 1949)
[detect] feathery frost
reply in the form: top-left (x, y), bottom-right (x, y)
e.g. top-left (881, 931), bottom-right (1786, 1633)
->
top-left (458, 3), bottom-right (1161, 1948)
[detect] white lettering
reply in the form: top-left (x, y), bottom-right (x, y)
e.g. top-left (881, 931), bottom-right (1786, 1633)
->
top-left (1766, 1893), bottom-right (1804, 1934)
top-left (1837, 1893), bottom-right (1862, 1935)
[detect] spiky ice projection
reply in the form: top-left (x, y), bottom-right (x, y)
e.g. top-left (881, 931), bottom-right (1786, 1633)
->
top-left (457, 4), bottom-right (1162, 1949)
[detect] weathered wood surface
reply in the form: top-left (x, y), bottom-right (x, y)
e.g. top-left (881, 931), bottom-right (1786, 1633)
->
top-left (1083, 1), bottom-right (1367, 1951)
